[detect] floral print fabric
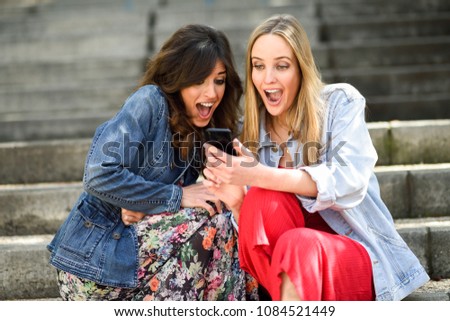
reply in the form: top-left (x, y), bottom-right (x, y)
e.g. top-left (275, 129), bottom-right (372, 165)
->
top-left (57, 207), bottom-right (259, 301)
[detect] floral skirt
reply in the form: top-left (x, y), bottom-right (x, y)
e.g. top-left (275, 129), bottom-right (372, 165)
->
top-left (57, 207), bottom-right (259, 301)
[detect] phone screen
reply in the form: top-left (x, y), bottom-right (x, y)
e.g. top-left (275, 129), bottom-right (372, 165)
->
top-left (205, 128), bottom-right (237, 156)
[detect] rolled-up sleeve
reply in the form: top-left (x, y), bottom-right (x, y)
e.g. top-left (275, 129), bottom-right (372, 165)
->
top-left (297, 85), bottom-right (377, 213)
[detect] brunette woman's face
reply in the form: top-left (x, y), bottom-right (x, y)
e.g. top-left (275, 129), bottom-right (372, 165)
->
top-left (181, 60), bottom-right (227, 128)
top-left (251, 34), bottom-right (301, 119)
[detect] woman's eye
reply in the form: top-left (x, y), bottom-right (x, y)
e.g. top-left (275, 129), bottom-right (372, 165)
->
top-left (277, 64), bottom-right (289, 70)
top-left (253, 64), bottom-right (264, 70)
top-left (215, 79), bottom-right (225, 85)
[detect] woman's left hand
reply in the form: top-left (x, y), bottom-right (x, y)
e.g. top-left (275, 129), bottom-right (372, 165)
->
top-left (121, 208), bottom-right (145, 226)
top-left (204, 139), bottom-right (262, 186)
top-left (202, 168), bottom-right (246, 211)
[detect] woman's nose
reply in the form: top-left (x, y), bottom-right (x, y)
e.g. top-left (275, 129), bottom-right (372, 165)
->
top-left (204, 82), bottom-right (218, 98)
top-left (264, 68), bottom-right (276, 84)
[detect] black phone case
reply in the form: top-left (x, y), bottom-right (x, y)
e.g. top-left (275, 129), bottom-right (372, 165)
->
top-left (205, 128), bottom-right (237, 156)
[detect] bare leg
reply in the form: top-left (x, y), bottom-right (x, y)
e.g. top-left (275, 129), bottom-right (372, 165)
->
top-left (280, 272), bottom-right (300, 301)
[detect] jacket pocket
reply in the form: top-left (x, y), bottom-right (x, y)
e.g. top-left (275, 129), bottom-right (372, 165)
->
top-left (58, 199), bottom-right (116, 260)
top-left (368, 225), bottom-right (413, 279)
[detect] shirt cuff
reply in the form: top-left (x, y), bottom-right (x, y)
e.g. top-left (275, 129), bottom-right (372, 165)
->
top-left (167, 185), bottom-right (183, 213)
top-left (297, 163), bottom-right (336, 212)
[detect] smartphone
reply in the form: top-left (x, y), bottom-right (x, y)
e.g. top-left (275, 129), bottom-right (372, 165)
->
top-left (205, 128), bottom-right (237, 156)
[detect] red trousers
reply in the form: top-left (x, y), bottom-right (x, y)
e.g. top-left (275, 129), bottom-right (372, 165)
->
top-left (238, 187), bottom-right (375, 301)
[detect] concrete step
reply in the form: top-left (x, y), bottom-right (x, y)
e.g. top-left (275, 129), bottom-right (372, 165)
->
top-left (161, 0), bottom-right (313, 11)
top-left (0, 8), bottom-right (150, 43)
top-left (403, 278), bottom-right (450, 301)
top-left (0, 81), bottom-right (135, 117)
top-left (0, 139), bottom-right (91, 184)
top-left (0, 57), bottom-right (145, 87)
top-left (318, 0), bottom-right (450, 17)
top-left (322, 64), bottom-right (450, 121)
top-left (396, 217), bottom-right (450, 282)
top-left (322, 64), bottom-right (450, 97)
top-left (364, 92), bottom-right (450, 122)
top-left (0, 31), bottom-right (148, 64)
top-left (0, 182), bottom-right (82, 236)
top-left (321, 13), bottom-right (450, 42)
top-left (0, 0), bottom-right (50, 12)
top-left (315, 36), bottom-right (450, 69)
top-left (0, 113), bottom-right (111, 142)
top-left (0, 163), bottom-right (449, 236)
top-left (368, 119), bottom-right (450, 166)
top-left (375, 163), bottom-right (450, 220)
top-left (0, 0), bottom-right (158, 13)
top-left (1, 217), bottom-right (450, 300)
top-left (0, 234), bottom-right (59, 300)
top-left (45, 0), bottom-right (159, 11)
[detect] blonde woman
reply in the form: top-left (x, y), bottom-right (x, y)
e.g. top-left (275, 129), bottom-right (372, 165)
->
top-left (203, 14), bottom-right (429, 301)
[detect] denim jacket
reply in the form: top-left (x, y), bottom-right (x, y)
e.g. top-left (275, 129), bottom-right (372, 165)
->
top-left (47, 85), bottom-right (200, 287)
top-left (257, 83), bottom-right (429, 300)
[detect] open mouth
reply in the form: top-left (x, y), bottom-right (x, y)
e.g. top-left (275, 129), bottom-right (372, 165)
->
top-left (264, 89), bottom-right (282, 104)
top-left (197, 102), bottom-right (214, 119)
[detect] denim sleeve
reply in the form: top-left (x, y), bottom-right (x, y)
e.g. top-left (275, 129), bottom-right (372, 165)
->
top-left (297, 85), bottom-right (378, 212)
top-left (83, 86), bottom-right (182, 214)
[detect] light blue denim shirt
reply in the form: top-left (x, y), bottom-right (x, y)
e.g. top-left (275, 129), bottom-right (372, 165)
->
top-left (47, 85), bottom-right (201, 287)
top-left (257, 83), bottom-right (429, 300)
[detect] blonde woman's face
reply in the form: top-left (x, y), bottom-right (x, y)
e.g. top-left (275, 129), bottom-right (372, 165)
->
top-left (181, 60), bottom-right (226, 128)
top-left (251, 34), bottom-right (300, 120)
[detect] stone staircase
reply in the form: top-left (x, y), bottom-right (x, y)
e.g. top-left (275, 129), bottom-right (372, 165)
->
top-left (0, 0), bottom-right (449, 301)
top-left (0, 0), bottom-right (158, 141)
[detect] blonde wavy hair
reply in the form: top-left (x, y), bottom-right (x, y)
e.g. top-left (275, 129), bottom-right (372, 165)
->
top-left (240, 14), bottom-right (325, 165)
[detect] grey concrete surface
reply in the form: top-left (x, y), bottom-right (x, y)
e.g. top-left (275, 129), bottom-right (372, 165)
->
top-left (0, 234), bottom-right (59, 300)
top-left (396, 217), bottom-right (450, 281)
top-left (0, 139), bottom-right (90, 184)
top-left (0, 114), bottom-right (111, 142)
top-left (375, 163), bottom-right (450, 219)
top-left (0, 182), bottom-right (82, 236)
top-left (0, 58), bottom-right (144, 87)
top-left (389, 120), bottom-right (450, 165)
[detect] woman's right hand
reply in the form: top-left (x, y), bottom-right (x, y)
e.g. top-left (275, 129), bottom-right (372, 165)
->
top-left (121, 208), bottom-right (145, 226)
top-left (181, 182), bottom-right (223, 217)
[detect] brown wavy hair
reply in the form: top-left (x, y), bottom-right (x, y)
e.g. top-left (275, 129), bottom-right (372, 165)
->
top-left (139, 24), bottom-right (242, 161)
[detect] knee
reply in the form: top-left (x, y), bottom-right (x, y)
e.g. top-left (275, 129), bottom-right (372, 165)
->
top-left (275, 228), bottom-right (323, 255)
top-left (241, 187), bottom-right (300, 217)
top-left (240, 187), bottom-right (304, 227)
top-left (244, 187), bottom-right (295, 204)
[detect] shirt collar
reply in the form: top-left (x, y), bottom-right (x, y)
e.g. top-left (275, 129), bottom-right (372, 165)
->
top-left (258, 109), bottom-right (295, 148)
top-left (258, 110), bottom-right (275, 149)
